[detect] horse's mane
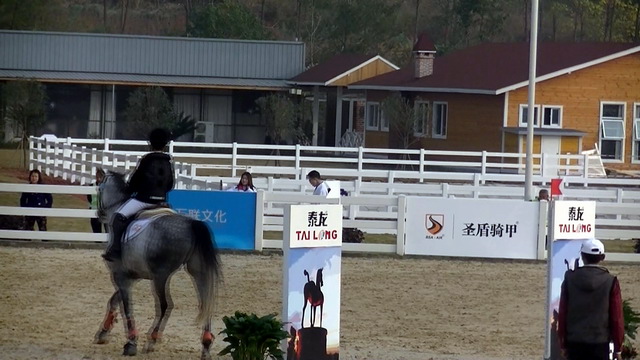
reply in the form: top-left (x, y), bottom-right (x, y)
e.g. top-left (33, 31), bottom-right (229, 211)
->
top-left (106, 170), bottom-right (130, 194)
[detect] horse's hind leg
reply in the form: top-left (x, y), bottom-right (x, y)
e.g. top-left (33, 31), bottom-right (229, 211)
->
top-left (143, 272), bottom-right (174, 353)
top-left (186, 261), bottom-right (214, 360)
top-left (95, 291), bottom-right (121, 344)
top-left (117, 278), bottom-right (138, 356)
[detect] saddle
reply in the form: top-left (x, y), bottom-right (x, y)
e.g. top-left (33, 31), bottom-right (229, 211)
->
top-left (124, 206), bottom-right (176, 242)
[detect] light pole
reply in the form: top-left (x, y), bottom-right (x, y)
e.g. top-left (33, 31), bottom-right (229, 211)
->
top-left (524, 0), bottom-right (540, 201)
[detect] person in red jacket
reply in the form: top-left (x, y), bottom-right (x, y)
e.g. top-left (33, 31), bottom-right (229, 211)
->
top-left (102, 128), bottom-right (174, 262)
top-left (557, 238), bottom-right (624, 360)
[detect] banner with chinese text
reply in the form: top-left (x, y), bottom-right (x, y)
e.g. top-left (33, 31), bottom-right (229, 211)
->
top-left (405, 197), bottom-right (539, 259)
top-left (283, 204), bottom-right (342, 360)
top-left (167, 189), bottom-right (256, 250)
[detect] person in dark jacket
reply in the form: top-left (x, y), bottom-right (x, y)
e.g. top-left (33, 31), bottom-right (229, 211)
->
top-left (87, 168), bottom-right (107, 233)
top-left (102, 128), bottom-right (175, 262)
top-left (20, 169), bottom-right (53, 231)
top-left (557, 238), bottom-right (624, 360)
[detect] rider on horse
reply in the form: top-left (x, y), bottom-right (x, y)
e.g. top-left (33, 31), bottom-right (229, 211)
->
top-left (102, 128), bottom-right (175, 262)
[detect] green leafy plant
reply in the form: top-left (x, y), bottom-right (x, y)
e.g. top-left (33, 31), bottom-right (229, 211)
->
top-left (218, 311), bottom-right (289, 360)
top-left (623, 299), bottom-right (640, 359)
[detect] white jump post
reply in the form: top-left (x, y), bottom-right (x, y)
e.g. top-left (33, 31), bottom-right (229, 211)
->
top-left (281, 196), bottom-right (342, 359)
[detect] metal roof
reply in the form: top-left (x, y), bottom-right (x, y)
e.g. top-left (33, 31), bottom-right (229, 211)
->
top-left (0, 30), bottom-right (305, 89)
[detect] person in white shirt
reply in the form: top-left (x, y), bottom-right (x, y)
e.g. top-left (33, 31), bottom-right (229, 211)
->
top-left (307, 170), bottom-right (329, 196)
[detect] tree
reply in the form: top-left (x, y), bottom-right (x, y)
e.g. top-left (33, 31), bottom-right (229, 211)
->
top-left (122, 86), bottom-right (195, 140)
top-left (186, 1), bottom-right (269, 40)
top-left (255, 93), bottom-right (297, 146)
top-left (381, 93), bottom-right (421, 151)
top-left (2, 80), bottom-right (48, 167)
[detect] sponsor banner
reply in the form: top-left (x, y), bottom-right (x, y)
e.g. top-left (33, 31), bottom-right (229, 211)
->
top-left (552, 201), bottom-right (596, 240)
top-left (405, 197), bottom-right (538, 259)
top-left (167, 189), bottom-right (256, 250)
top-left (287, 204), bottom-right (343, 248)
top-left (283, 204), bottom-right (342, 360)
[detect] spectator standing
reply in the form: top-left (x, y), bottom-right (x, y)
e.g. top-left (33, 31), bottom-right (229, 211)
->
top-left (557, 238), bottom-right (624, 360)
top-left (20, 169), bottom-right (53, 231)
top-left (307, 170), bottom-right (329, 196)
top-left (87, 168), bottom-right (107, 233)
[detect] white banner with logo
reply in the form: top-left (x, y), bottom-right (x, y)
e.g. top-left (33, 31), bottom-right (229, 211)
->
top-left (551, 200), bottom-right (596, 239)
top-left (405, 197), bottom-right (539, 259)
top-left (282, 204), bottom-right (342, 360)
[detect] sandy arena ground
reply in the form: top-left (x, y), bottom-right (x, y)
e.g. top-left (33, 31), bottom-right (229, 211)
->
top-left (0, 246), bottom-right (638, 360)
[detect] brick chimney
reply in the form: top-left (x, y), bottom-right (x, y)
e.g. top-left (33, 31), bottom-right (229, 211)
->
top-left (413, 33), bottom-right (437, 78)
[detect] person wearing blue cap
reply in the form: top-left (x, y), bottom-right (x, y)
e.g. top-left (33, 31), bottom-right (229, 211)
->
top-left (557, 238), bottom-right (624, 360)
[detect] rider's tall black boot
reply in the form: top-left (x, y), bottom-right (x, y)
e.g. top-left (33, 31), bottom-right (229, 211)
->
top-left (102, 213), bottom-right (128, 262)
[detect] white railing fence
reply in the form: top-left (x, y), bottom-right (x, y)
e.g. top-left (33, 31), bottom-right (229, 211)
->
top-left (0, 183), bottom-right (639, 263)
top-left (29, 137), bottom-right (618, 187)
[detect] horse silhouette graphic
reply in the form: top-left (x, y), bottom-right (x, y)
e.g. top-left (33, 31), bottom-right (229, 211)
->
top-left (302, 268), bottom-right (324, 328)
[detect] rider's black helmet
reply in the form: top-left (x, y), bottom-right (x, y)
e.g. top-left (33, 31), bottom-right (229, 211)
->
top-left (148, 128), bottom-right (171, 151)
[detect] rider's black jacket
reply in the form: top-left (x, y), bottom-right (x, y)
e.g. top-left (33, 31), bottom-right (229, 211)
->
top-left (128, 152), bottom-right (174, 203)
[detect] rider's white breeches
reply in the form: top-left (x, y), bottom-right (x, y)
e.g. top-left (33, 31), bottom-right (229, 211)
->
top-left (116, 198), bottom-right (154, 219)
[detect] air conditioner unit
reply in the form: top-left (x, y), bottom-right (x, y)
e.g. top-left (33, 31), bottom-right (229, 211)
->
top-left (194, 121), bottom-right (214, 143)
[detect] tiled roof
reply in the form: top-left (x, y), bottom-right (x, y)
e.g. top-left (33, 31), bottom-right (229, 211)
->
top-left (289, 54), bottom-right (396, 85)
top-left (351, 42), bottom-right (640, 94)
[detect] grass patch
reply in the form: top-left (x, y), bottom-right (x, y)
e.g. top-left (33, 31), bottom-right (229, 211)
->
top-left (601, 239), bottom-right (636, 254)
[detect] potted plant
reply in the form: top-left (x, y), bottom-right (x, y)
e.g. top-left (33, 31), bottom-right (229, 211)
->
top-left (218, 311), bottom-right (289, 360)
top-left (622, 299), bottom-right (640, 360)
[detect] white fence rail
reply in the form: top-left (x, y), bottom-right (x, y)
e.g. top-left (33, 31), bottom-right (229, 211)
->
top-left (28, 137), bottom-right (624, 187)
top-left (1, 183), bottom-right (639, 263)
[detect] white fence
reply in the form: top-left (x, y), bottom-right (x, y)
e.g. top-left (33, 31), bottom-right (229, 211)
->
top-left (1, 183), bottom-right (638, 263)
top-left (28, 136), bottom-right (621, 187)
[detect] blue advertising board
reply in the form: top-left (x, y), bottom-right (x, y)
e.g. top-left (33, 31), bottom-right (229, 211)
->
top-left (167, 190), bottom-right (256, 250)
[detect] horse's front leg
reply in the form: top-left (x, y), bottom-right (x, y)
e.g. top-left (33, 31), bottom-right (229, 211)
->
top-left (143, 274), bottom-right (173, 353)
top-left (118, 280), bottom-right (138, 356)
top-left (95, 291), bottom-right (121, 344)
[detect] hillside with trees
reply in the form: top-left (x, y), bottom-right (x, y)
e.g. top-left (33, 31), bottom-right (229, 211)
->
top-left (1, 0), bottom-right (639, 67)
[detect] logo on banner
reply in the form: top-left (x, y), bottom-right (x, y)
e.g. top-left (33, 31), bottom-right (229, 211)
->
top-left (425, 214), bottom-right (444, 235)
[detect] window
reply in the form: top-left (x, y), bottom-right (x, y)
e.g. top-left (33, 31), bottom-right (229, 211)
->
top-left (599, 102), bottom-right (625, 161)
top-left (542, 106), bottom-right (562, 127)
top-left (365, 102), bottom-right (380, 131)
top-left (634, 103), bottom-right (640, 162)
top-left (519, 104), bottom-right (540, 127)
top-left (432, 102), bottom-right (448, 138)
top-left (380, 109), bottom-right (389, 132)
top-left (414, 101), bottom-right (429, 136)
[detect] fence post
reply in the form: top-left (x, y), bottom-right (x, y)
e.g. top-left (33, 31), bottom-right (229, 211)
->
top-left (582, 153), bottom-right (589, 181)
top-left (419, 148), bottom-right (425, 183)
top-left (168, 140), bottom-right (174, 155)
top-left (357, 147), bottom-right (364, 182)
top-left (536, 200), bottom-right (549, 260)
top-left (231, 142), bottom-right (238, 177)
top-left (254, 190), bottom-right (265, 252)
top-left (541, 153), bottom-right (547, 178)
top-left (396, 195), bottom-right (406, 256)
top-left (441, 183), bottom-right (449, 198)
top-left (44, 140), bottom-right (51, 176)
top-left (295, 144), bottom-right (301, 180)
top-left (103, 138), bottom-right (110, 166)
top-left (616, 188), bottom-right (623, 221)
top-left (480, 151), bottom-right (487, 185)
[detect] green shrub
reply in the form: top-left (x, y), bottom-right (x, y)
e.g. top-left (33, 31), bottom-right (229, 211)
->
top-left (623, 299), bottom-right (640, 359)
top-left (218, 311), bottom-right (289, 360)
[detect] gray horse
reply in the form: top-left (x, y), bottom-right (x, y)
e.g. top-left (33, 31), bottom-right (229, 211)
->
top-left (94, 172), bottom-right (221, 359)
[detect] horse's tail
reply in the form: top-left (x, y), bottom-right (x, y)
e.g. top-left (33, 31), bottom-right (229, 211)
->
top-left (191, 220), bottom-right (221, 325)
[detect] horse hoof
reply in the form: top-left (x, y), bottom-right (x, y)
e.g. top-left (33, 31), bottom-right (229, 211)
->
top-left (94, 330), bottom-right (110, 344)
top-left (123, 342), bottom-right (137, 356)
top-left (142, 341), bottom-right (155, 353)
top-left (200, 349), bottom-right (212, 360)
